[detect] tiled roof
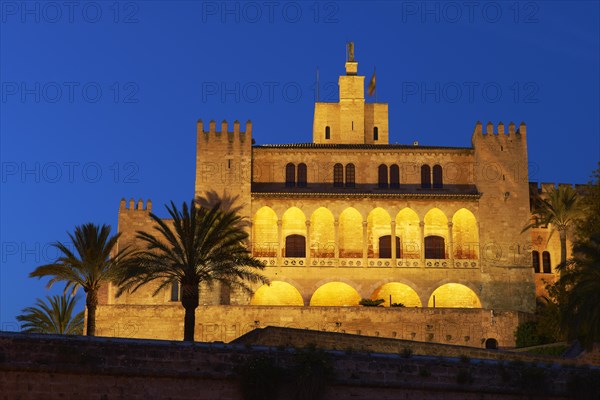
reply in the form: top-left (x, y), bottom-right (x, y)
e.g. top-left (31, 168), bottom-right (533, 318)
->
top-left (253, 143), bottom-right (472, 151)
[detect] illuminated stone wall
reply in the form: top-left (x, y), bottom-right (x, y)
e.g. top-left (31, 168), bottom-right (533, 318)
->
top-left (95, 304), bottom-right (526, 347)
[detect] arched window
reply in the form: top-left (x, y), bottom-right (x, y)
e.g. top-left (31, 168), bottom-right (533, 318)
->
top-left (285, 235), bottom-right (306, 258)
top-left (421, 165), bottom-right (431, 189)
top-left (297, 163), bottom-right (307, 187)
top-left (425, 236), bottom-right (445, 259)
top-left (378, 235), bottom-right (401, 258)
top-left (373, 126), bottom-right (379, 141)
top-left (170, 281), bottom-right (180, 302)
top-left (485, 338), bottom-right (498, 350)
top-left (532, 251), bottom-right (540, 273)
top-left (378, 164), bottom-right (388, 189)
top-left (325, 126), bottom-right (330, 140)
top-left (345, 163), bottom-right (355, 188)
top-left (333, 163), bottom-right (344, 187)
top-left (542, 251), bottom-right (551, 273)
top-left (390, 164), bottom-right (400, 189)
top-left (285, 163), bottom-right (295, 187)
top-left (433, 165), bottom-right (443, 189)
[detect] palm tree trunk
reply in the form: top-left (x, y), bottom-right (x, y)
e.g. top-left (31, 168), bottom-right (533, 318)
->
top-left (86, 289), bottom-right (98, 336)
top-left (181, 283), bottom-right (199, 342)
top-left (559, 228), bottom-right (567, 277)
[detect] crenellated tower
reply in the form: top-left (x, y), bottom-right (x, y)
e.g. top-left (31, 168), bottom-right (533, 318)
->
top-left (194, 119), bottom-right (253, 218)
top-left (313, 43), bottom-right (389, 144)
top-left (472, 121), bottom-right (534, 312)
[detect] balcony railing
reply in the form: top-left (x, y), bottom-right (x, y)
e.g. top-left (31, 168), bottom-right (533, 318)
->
top-left (255, 255), bottom-right (479, 269)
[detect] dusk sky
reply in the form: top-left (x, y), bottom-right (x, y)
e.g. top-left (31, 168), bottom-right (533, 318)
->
top-left (1, 1), bottom-right (599, 328)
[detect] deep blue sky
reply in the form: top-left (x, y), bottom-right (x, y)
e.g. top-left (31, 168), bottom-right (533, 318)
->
top-left (1, 1), bottom-right (599, 329)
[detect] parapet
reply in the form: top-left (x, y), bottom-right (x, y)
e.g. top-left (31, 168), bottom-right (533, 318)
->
top-left (473, 121), bottom-right (526, 136)
top-left (196, 119), bottom-right (252, 137)
top-left (120, 197), bottom-right (152, 212)
top-left (529, 182), bottom-right (581, 194)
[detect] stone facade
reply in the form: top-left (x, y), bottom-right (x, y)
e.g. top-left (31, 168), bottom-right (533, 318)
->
top-left (96, 50), bottom-right (569, 347)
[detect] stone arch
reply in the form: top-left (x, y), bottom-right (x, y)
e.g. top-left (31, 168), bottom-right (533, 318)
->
top-left (252, 206), bottom-right (278, 257)
top-left (396, 208), bottom-right (420, 259)
top-left (310, 207), bottom-right (335, 258)
top-left (427, 283), bottom-right (481, 308)
top-left (250, 281), bottom-right (304, 306)
top-left (367, 207), bottom-right (391, 258)
top-left (339, 207), bottom-right (363, 258)
top-left (452, 208), bottom-right (479, 259)
top-left (371, 282), bottom-right (422, 307)
top-left (310, 282), bottom-right (361, 306)
top-left (282, 207), bottom-right (306, 258)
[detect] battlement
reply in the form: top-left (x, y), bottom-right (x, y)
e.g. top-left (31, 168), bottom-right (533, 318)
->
top-left (196, 119), bottom-right (252, 137)
top-left (473, 121), bottom-right (526, 136)
top-left (529, 182), bottom-right (587, 194)
top-left (119, 198), bottom-right (152, 212)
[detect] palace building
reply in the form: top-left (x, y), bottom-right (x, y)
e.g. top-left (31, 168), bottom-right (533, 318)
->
top-left (95, 48), bottom-right (567, 347)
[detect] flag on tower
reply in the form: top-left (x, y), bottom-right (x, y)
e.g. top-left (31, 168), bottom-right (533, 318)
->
top-left (368, 68), bottom-right (376, 97)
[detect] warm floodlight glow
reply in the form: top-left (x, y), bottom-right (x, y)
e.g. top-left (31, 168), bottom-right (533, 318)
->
top-left (339, 207), bottom-right (363, 257)
top-left (396, 208), bottom-right (420, 258)
top-left (452, 208), bottom-right (479, 259)
top-left (424, 208), bottom-right (448, 238)
top-left (310, 207), bottom-right (335, 257)
top-left (253, 206), bottom-right (278, 257)
top-left (427, 283), bottom-right (481, 308)
top-left (250, 281), bottom-right (304, 306)
top-left (367, 207), bottom-right (391, 257)
top-left (310, 282), bottom-right (361, 306)
top-left (372, 282), bottom-right (422, 307)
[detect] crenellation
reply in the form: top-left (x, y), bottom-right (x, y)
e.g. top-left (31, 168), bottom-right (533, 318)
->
top-left (221, 120), bottom-right (228, 134)
top-left (209, 120), bottom-right (216, 133)
top-left (508, 121), bottom-right (516, 135)
top-left (486, 121), bottom-right (494, 135)
top-left (137, 198), bottom-right (144, 210)
top-left (497, 122), bottom-right (504, 135)
top-left (517, 122), bottom-right (526, 136)
top-left (233, 120), bottom-right (240, 134)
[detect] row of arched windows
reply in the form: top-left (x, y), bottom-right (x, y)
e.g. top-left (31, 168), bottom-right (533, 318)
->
top-left (282, 234), bottom-right (447, 259)
top-left (285, 163), bottom-right (444, 189)
top-left (532, 251), bottom-right (552, 273)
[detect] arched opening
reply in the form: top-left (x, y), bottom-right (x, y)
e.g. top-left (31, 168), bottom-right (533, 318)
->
top-left (282, 207), bottom-right (306, 257)
top-left (378, 164), bottom-right (388, 189)
top-left (285, 163), bottom-right (295, 187)
top-left (532, 250), bottom-right (540, 273)
top-left (345, 163), bottom-right (355, 188)
top-left (367, 208), bottom-right (391, 258)
top-left (310, 207), bottom-right (335, 258)
top-left (339, 207), bottom-right (363, 258)
top-left (252, 206), bottom-right (278, 257)
top-left (251, 281), bottom-right (304, 306)
top-left (421, 165), bottom-right (431, 189)
top-left (310, 282), bottom-right (361, 306)
top-left (424, 208), bottom-right (448, 258)
top-left (285, 235), bottom-right (306, 257)
top-left (542, 251), bottom-right (551, 273)
top-left (297, 163), bottom-right (307, 187)
top-left (485, 338), bottom-right (498, 350)
top-left (373, 126), bottom-right (379, 141)
top-left (433, 164), bottom-right (443, 189)
top-left (389, 164), bottom-right (400, 189)
top-left (371, 282), bottom-right (421, 307)
top-left (396, 208), bottom-right (420, 259)
top-left (333, 163), bottom-right (343, 188)
top-left (427, 283), bottom-right (481, 308)
top-left (325, 126), bottom-right (330, 140)
top-left (452, 208), bottom-right (479, 259)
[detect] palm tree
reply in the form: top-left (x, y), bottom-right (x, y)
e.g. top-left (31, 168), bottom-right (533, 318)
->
top-left (115, 200), bottom-right (268, 342)
top-left (17, 294), bottom-right (84, 335)
top-left (558, 232), bottom-right (600, 349)
top-left (29, 223), bottom-right (133, 336)
top-left (524, 185), bottom-right (582, 272)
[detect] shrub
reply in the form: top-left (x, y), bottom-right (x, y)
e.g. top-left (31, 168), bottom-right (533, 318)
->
top-left (391, 302), bottom-right (405, 307)
top-left (359, 298), bottom-right (384, 307)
